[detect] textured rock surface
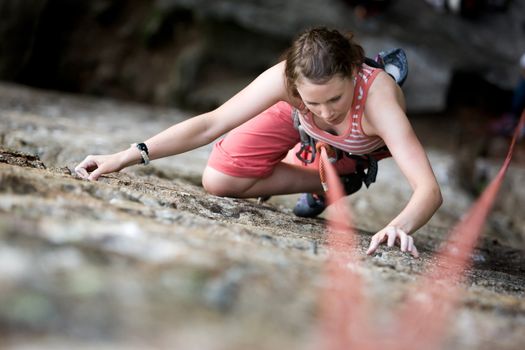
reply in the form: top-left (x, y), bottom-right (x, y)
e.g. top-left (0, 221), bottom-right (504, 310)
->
top-left (1, 83), bottom-right (524, 349)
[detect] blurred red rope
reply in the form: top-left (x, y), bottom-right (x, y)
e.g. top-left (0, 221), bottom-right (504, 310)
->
top-left (317, 110), bottom-right (525, 350)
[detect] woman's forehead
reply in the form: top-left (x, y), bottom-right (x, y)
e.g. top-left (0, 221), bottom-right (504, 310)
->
top-left (296, 75), bottom-right (350, 92)
top-left (296, 75), bottom-right (353, 103)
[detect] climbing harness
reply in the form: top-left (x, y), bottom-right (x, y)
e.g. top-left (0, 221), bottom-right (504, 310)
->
top-left (293, 107), bottom-right (388, 192)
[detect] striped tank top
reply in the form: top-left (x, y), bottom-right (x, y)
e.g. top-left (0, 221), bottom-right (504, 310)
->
top-left (297, 64), bottom-right (385, 155)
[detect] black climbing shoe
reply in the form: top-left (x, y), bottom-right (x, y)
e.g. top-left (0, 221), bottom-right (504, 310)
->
top-left (293, 173), bottom-right (364, 218)
top-left (293, 193), bottom-right (327, 218)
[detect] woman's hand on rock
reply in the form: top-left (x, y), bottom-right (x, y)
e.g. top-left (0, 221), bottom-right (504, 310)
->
top-left (366, 226), bottom-right (419, 258)
top-left (74, 153), bottom-right (125, 181)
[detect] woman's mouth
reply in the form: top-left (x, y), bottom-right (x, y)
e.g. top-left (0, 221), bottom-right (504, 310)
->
top-left (326, 114), bottom-right (342, 124)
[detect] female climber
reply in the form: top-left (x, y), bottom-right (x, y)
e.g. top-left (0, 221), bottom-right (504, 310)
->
top-left (75, 27), bottom-right (442, 258)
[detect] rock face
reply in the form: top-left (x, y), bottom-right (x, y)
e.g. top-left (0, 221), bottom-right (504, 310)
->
top-left (1, 0), bottom-right (525, 112)
top-left (1, 82), bottom-right (525, 349)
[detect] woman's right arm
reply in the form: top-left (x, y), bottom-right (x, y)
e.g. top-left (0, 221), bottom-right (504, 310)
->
top-left (75, 61), bottom-right (289, 181)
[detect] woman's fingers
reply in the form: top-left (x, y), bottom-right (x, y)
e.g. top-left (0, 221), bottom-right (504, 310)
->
top-left (87, 166), bottom-right (104, 181)
top-left (74, 156), bottom-right (97, 179)
top-left (75, 166), bottom-right (89, 179)
top-left (407, 236), bottom-right (420, 258)
top-left (407, 235), bottom-right (414, 252)
top-left (399, 229), bottom-right (408, 252)
top-left (366, 232), bottom-right (386, 255)
top-left (366, 235), bottom-right (379, 255)
top-left (386, 226), bottom-right (397, 247)
top-left (367, 226), bottom-right (419, 258)
top-left (74, 155), bottom-right (108, 181)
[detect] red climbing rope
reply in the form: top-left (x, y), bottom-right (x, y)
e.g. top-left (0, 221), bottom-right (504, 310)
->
top-left (316, 110), bottom-right (525, 350)
top-left (315, 141), bottom-right (337, 193)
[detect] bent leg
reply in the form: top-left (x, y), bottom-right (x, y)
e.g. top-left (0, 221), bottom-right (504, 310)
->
top-left (204, 101), bottom-right (313, 197)
top-left (202, 163), bottom-right (323, 198)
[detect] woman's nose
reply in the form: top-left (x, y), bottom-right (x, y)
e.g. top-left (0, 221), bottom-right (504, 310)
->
top-left (320, 105), bottom-right (333, 118)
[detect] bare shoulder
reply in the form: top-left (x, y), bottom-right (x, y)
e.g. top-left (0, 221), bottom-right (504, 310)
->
top-left (258, 61), bottom-right (287, 88)
top-left (267, 60), bottom-right (286, 76)
top-left (362, 71), bottom-right (408, 137)
top-left (368, 71), bottom-right (405, 107)
top-left (240, 60), bottom-right (289, 102)
top-left (248, 60), bottom-right (302, 106)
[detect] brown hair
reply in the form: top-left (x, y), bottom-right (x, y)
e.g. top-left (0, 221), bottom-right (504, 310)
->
top-left (283, 27), bottom-right (364, 97)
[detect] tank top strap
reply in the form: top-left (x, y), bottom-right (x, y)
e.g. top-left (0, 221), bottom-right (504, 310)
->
top-left (349, 64), bottom-right (382, 137)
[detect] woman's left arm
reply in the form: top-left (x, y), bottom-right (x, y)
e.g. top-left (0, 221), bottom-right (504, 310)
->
top-left (363, 72), bottom-right (443, 258)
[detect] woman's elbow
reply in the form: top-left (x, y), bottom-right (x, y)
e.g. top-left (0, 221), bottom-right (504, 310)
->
top-left (419, 180), bottom-right (442, 212)
top-left (433, 182), bottom-right (443, 210)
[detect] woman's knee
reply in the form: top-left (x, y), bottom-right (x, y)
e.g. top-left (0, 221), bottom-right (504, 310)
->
top-left (202, 170), bottom-right (229, 197)
top-left (202, 166), bottom-right (252, 197)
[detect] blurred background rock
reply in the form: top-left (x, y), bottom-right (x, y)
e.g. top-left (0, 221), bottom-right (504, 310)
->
top-left (1, 0), bottom-right (524, 113)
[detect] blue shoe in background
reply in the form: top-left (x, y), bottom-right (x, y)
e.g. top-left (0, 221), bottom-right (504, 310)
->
top-left (378, 48), bottom-right (408, 86)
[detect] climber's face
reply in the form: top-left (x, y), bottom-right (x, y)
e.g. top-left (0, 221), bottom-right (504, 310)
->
top-left (296, 74), bottom-right (354, 126)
